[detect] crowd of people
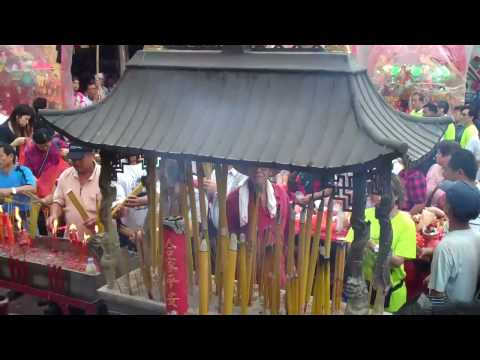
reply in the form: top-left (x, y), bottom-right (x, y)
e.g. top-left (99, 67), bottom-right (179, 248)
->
top-left (0, 78), bottom-right (479, 314)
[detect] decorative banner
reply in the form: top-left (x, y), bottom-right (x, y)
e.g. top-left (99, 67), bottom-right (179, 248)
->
top-left (164, 221), bottom-right (188, 315)
top-left (0, 45), bottom-right (74, 116)
top-left (351, 45), bottom-right (473, 112)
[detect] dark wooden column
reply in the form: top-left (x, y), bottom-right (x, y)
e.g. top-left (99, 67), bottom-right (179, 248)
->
top-left (344, 169), bottom-right (370, 315)
top-left (98, 149), bottom-right (121, 289)
top-left (372, 161), bottom-right (393, 314)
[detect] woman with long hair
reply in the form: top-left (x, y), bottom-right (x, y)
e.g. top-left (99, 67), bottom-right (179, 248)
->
top-left (0, 104), bottom-right (35, 148)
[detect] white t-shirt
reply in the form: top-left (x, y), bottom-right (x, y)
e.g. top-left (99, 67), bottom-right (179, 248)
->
top-left (429, 228), bottom-right (480, 303)
top-left (114, 163), bottom-right (148, 229)
top-left (209, 167), bottom-right (248, 229)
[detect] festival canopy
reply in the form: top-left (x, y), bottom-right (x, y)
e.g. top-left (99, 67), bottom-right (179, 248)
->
top-left (41, 48), bottom-right (451, 173)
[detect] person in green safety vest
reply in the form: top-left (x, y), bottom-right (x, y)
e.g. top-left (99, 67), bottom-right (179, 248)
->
top-left (443, 105), bottom-right (478, 149)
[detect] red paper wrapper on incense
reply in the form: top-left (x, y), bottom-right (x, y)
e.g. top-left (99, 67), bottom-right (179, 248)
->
top-left (164, 222), bottom-right (188, 315)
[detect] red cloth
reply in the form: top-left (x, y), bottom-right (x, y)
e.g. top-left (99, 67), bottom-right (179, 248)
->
top-left (226, 181), bottom-right (290, 286)
top-left (399, 169), bottom-right (427, 211)
top-left (36, 158), bottom-right (70, 198)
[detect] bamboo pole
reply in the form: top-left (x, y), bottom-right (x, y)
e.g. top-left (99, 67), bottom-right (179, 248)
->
top-left (199, 239), bottom-right (209, 315)
top-left (297, 207), bottom-right (307, 314)
top-left (306, 198), bottom-right (325, 307)
top-left (285, 204), bottom-right (296, 315)
top-left (186, 162), bottom-right (200, 281)
top-left (223, 234), bottom-right (238, 315)
top-left (239, 233), bottom-right (248, 314)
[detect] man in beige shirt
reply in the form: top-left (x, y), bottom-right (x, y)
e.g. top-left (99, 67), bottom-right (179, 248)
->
top-left (48, 145), bottom-right (101, 238)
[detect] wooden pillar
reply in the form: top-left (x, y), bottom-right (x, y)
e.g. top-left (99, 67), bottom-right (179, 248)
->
top-left (99, 149), bottom-right (121, 289)
top-left (344, 169), bottom-right (370, 315)
top-left (372, 163), bottom-right (393, 315)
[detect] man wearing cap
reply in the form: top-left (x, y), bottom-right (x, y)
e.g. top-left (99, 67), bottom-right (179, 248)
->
top-left (428, 180), bottom-right (480, 307)
top-left (442, 149), bottom-right (480, 232)
top-left (47, 144), bottom-right (101, 237)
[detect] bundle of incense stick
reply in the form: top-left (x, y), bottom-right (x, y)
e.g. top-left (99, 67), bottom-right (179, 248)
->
top-left (111, 182), bottom-right (144, 217)
top-left (135, 230), bottom-right (153, 300)
top-left (66, 190), bottom-right (89, 221)
top-left (29, 201), bottom-right (41, 238)
top-left (300, 202), bottom-right (314, 313)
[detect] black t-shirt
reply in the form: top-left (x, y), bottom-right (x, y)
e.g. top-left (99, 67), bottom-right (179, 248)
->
top-left (0, 122), bottom-right (16, 145)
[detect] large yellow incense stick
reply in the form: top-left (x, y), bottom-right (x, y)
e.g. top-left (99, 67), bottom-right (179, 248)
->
top-left (312, 263), bottom-right (321, 315)
top-left (285, 204), bottom-right (296, 315)
top-left (297, 207), bottom-right (307, 314)
top-left (223, 233), bottom-right (238, 315)
top-left (272, 206), bottom-right (282, 315)
top-left (238, 233), bottom-right (248, 314)
top-left (66, 190), bottom-right (89, 221)
top-left (199, 239), bottom-right (210, 315)
top-left (29, 201), bottom-right (41, 238)
top-left (332, 245), bottom-right (340, 314)
top-left (246, 189), bottom-right (260, 304)
top-left (179, 175), bottom-right (194, 295)
top-left (96, 198), bottom-right (105, 233)
top-left (111, 183), bottom-right (144, 217)
top-left (186, 162), bottom-right (200, 280)
top-left (306, 198), bottom-right (325, 307)
top-left (301, 203), bottom-right (314, 311)
top-left (215, 163), bottom-right (229, 311)
top-left (197, 163), bottom-right (213, 299)
top-left (323, 197), bottom-right (335, 315)
top-left (146, 156), bottom-right (159, 286)
top-left (336, 242), bottom-right (346, 313)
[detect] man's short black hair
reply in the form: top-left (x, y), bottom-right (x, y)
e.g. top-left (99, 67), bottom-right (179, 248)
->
top-left (33, 128), bottom-right (53, 145)
top-left (436, 100), bottom-right (449, 114)
top-left (0, 142), bottom-right (16, 161)
top-left (457, 105), bottom-right (475, 117)
top-left (453, 105), bottom-right (464, 112)
top-left (438, 140), bottom-right (462, 157)
top-left (423, 102), bottom-right (438, 114)
top-left (448, 149), bottom-right (478, 181)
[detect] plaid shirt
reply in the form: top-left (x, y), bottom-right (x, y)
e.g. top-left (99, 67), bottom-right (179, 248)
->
top-left (399, 169), bottom-right (427, 211)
